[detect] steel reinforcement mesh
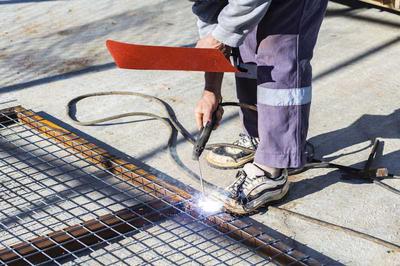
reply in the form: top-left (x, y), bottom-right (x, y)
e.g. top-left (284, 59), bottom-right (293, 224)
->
top-left (0, 107), bottom-right (316, 266)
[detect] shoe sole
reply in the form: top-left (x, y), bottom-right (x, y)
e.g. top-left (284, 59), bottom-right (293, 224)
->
top-left (244, 181), bottom-right (290, 211)
top-left (224, 182), bottom-right (290, 216)
top-left (205, 153), bottom-right (254, 170)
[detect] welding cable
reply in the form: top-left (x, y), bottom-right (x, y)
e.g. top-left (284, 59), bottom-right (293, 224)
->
top-left (66, 92), bottom-right (258, 150)
top-left (373, 179), bottom-right (400, 196)
top-left (66, 92), bottom-right (310, 172)
top-left (66, 92), bottom-right (400, 253)
top-left (66, 91), bottom-right (400, 196)
top-left (66, 91), bottom-right (256, 190)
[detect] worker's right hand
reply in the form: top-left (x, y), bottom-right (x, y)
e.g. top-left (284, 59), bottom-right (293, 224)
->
top-left (195, 90), bottom-right (224, 130)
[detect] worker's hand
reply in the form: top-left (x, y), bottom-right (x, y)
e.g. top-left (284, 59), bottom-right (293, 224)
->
top-left (195, 34), bottom-right (228, 130)
top-left (195, 90), bottom-right (224, 130)
top-left (196, 34), bottom-right (231, 57)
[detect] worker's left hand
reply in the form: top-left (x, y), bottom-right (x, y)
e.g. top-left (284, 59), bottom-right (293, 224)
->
top-left (196, 34), bottom-right (231, 57)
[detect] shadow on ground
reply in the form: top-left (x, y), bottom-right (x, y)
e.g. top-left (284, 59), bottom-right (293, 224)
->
top-left (0, 0), bottom-right (196, 90)
top-left (1, 0), bottom-right (399, 94)
top-left (280, 108), bottom-right (400, 203)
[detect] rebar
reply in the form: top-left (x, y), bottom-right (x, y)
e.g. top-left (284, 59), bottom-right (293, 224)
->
top-left (0, 106), bottom-right (320, 266)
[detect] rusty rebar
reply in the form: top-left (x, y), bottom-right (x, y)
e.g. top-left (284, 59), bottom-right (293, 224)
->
top-left (0, 106), bottom-right (320, 265)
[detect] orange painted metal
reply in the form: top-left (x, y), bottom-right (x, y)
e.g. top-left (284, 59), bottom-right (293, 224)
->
top-left (106, 40), bottom-right (239, 73)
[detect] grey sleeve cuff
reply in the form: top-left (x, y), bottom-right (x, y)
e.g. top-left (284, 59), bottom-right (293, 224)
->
top-left (211, 0), bottom-right (272, 47)
top-left (212, 24), bottom-right (247, 47)
top-left (197, 19), bottom-right (217, 38)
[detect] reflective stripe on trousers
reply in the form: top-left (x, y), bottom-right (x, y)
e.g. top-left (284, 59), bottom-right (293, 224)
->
top-left (236, 0), bottom-right (328, 168)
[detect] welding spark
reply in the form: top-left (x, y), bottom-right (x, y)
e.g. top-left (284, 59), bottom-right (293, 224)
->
top-left (196, 196), bottom-right (224, 214)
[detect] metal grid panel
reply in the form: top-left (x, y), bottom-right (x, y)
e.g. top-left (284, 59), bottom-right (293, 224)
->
top-left (0, 107), bottom-right (317, 266)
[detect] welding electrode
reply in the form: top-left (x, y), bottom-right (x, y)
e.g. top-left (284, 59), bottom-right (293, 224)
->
top-left (192, 109), bottom-right (219, 195)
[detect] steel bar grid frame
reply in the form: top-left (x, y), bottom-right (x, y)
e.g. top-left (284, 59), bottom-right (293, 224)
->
top-left (0, 106), bottom-right (319, 266)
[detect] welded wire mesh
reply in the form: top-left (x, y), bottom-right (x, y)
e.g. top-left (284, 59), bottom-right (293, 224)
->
top-left (0, 107), bottom-right (312, 266)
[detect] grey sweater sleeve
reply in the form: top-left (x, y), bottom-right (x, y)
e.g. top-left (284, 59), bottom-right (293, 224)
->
top-left (192, 0), bottom-right (227, 38)
top-left (193, 0), bottom-right (272, 47)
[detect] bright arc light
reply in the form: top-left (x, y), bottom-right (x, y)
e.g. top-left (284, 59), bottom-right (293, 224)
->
top-left (197, 197), bottom-right (223, 214)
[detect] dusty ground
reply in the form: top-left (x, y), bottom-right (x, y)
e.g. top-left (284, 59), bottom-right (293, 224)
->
top-left (0, 0), bottom-right (399, 265)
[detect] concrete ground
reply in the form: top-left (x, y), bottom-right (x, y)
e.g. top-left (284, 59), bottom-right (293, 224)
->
top-left (1, 0), bottom-right (399, 265)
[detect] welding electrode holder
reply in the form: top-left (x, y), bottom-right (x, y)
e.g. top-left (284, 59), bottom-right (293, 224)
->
top-left (192, 109), bottom-right (219, 161)
top-left (191, 49), bottom-right (249, 161)
top-left (191, 48), bottom-right (245, 161)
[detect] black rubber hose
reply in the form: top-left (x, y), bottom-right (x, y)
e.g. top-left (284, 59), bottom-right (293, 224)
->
top-left (66, 91), bottom-right (400, 196)
top-left (66, 91), bottom-right (257, 190)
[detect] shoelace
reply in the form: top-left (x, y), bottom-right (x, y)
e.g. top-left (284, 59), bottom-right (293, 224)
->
top-left (233, 133), bottom-right (258, 149)
top-left (228, 170), bottom-right (248, 198)
top-left (242, 174), bottom-right (266, 192)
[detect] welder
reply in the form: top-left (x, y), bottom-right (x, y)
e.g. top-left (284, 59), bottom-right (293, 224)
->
top-left (192, 0), bottom-right (328, 213)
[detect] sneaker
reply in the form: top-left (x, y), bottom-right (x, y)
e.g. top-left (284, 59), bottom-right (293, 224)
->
top-left (225, 166), bottom-right (248, 200)
top-left (224, 163), bottom-right (289, 214)
top-left (206, 133), bottom-right (259, 169)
